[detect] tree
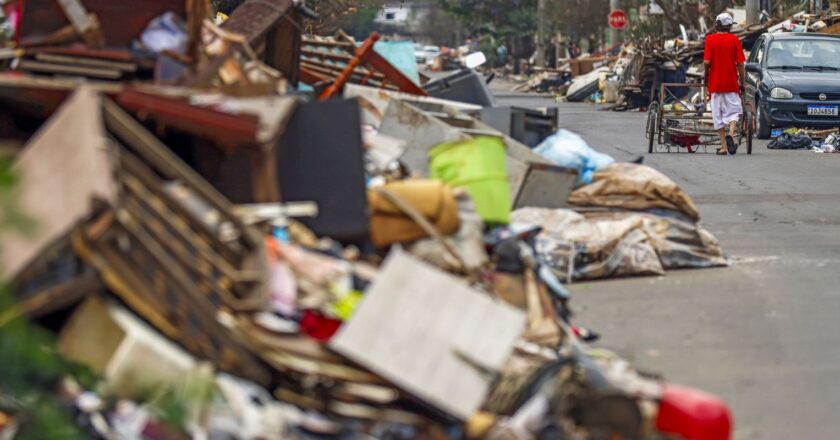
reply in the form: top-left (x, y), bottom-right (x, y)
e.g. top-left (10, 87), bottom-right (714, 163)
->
top-left (544, 0), bottom-right (611, 50)
top-left (306, 0), bottom-right (388, 34)
top-left (440, 0), bottom-right (538, 59)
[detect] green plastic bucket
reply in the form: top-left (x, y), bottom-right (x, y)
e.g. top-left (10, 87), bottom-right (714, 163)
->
top-left (429, 136), bottom-right (511, 224)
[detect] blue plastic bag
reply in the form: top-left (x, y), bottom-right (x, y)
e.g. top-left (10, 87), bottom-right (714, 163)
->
top-left (140, 12), bottom-right (188, 53)
top-left (533, 129), bottom-right (614, 186)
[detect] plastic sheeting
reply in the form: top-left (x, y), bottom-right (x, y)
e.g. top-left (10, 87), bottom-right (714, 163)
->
top-left (533, 129), bottom-right (614, 186)
top-left (569, 163), bottom-right (701, 220)
top-left (511, 208), bottom-right (727, 282)
top-left (512, 208), bottom-right (664, 280)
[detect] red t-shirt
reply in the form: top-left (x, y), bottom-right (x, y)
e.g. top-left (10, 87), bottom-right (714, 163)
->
top-left (703, 33), bottom-right (746, 93)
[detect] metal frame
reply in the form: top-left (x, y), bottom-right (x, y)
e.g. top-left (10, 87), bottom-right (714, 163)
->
top-left (647, 83), bottom-right (754, 154)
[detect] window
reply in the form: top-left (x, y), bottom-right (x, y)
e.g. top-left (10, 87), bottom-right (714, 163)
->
top-left (767, 39), bottom-right (840, 69)
top-left (753, 39), bottom-right (765, 64)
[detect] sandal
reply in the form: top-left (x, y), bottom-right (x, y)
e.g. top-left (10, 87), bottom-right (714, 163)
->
top-left (725, 135), bottom-right (737, 155)
top-left (716, 148), bottom-right (727, 155)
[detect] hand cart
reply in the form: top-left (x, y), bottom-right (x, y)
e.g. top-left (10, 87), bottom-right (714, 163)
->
top-left (646, 83), bottom-right (754, 154)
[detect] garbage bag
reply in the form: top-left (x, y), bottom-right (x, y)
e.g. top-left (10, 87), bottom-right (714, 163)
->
top-left (533, 129), bottom-right (615, 186)
top-left (511, 208), bottom-right (727, 282)
top-left (584, 209), bottom-right (728, 270)
top-left (569, 163), bottom-right (700, 221)
top-left (767, 133), bottom-right (812, 150)
top-left (511, 208), bottom-right (665, 281)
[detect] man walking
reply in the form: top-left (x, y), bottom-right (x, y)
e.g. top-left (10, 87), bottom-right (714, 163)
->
top-left (704, 12), bottom-right (746, 155)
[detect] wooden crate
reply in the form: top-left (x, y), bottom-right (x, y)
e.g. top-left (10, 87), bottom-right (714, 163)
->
top-left (71, 98), bottom-right (272, 385)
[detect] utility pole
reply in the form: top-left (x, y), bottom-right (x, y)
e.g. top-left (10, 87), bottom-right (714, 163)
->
top-left (610, 0), bottom-right (620, 47)
top-left (536, 0), bottom-right (547, 68)
top-left (746, 0), bottom-right (759, 24)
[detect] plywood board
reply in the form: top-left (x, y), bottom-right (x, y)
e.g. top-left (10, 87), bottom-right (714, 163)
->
top-left (330, 251), bottom-right (526, 419)
top-left (0, 88), bottom-right (116, 279)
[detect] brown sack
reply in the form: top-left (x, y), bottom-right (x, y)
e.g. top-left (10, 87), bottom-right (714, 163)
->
top-left (569, 163), bottom-right (701, 220)
top-left (368, 179), bottom-right (460, 247)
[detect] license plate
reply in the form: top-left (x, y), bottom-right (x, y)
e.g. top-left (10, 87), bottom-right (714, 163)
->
top-left (807, 105), bottom-right (839, 116)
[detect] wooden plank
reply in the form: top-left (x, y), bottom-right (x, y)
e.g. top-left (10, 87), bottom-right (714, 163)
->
top-left (54, 0), bottom-right (104, 47)
top-left (264, 8), bottom-right (301, 84)
top-left (74, 229), bottom-right (272, 385)
top-left (120, 151), bottom-right (240, 263)
top-left (101, 98), bottom-right (260, 249)
top-left (17, 59), bottom-right (122, 79)
top-left (34, 53), bottom-right (137, 72)
top-left (18, 0), bottom-right (186, 49)
top-left (16, 272), bottom-right (102, 319)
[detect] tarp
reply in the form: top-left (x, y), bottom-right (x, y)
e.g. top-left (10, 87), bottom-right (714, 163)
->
top-left (511, 207), bottom-right (727, 281)
top-left (570, 163), bottom-right (701, 220)
top-left (512, 208), bottom-right (665, 280)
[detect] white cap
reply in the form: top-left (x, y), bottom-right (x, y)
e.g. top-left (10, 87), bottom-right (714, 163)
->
top-left (716, 13), bottom-right (734, 26)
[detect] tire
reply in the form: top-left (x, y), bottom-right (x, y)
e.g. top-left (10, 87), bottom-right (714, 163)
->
top-left (647, 102), bottom-right (659, 154)
top-left (755, 99), bottom-right (771, 139)
top-left (745, 110), bottom-right (754, 155)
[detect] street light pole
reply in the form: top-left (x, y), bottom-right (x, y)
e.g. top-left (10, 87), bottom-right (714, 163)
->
top-left (536, 0), bottom-right (547, 68)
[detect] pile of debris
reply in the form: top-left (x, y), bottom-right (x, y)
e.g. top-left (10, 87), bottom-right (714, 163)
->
top-left (610, 9), bottom-right (840, 110)
top-left (0, 1), bottom-right (734, 439)
top-left (767, 127), bottom-right (840, 152)
top-left (508, 7), bottom-right (840, 108)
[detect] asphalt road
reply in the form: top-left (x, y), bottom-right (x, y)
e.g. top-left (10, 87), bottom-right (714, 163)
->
top-left (495, 95), bottom-right (840, 440)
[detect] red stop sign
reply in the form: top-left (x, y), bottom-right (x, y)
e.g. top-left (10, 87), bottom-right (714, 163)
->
top-left (608, 9), bottom-right (628, 30)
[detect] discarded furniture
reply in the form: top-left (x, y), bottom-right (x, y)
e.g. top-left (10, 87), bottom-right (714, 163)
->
top-left (300, 32), bottom-right (427, 100)
top-left (513, 163), bottom-right (578, 210)
top-left (423, 69), bottom-right (494, 107)
top-left (221, 0), bottom-right (301, 84)
top-left (5, 89), bottom-right (272, 385)
top-left (18, 0), bottom-right (185, 48)
top-left (480, 106), bottom-right (559, 147)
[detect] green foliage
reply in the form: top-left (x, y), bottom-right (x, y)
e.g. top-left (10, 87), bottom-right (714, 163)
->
top-left (628, 14), bottom-right (664, 41)
top-left (0, 159), bottom-right (33, 238)
top-left (337, 3), bottom-right (383, 38)
top-left (0, 157), bottom-right (92, 438)
top-left (0, 289), bottom-right (95, 440)
top-left (440, 0), bottom-right (538, 37)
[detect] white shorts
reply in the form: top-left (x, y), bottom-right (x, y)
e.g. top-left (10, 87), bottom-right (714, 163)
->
top-left (711, 92), bottom-right (743, 130)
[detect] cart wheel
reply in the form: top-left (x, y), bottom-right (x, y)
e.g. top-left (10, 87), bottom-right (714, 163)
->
top-left (745, 110), bottom-right (754, 155)
top-left (646, 101), bottom-right (659, 154)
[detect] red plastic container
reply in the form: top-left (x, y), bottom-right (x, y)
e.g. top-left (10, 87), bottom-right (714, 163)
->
top-left (655, 384), bottom-right (732, 440)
